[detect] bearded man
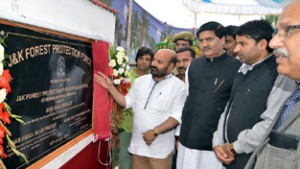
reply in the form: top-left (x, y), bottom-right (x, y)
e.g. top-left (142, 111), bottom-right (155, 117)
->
top-left (95, 49), bottom-right (187, 169)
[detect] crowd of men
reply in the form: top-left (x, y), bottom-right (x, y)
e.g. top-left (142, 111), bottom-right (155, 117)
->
top-left (95, 0), bottom-right (300, 168)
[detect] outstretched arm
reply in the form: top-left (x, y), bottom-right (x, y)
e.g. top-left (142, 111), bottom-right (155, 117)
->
top-left (94, 71), bottom-right (126, 107)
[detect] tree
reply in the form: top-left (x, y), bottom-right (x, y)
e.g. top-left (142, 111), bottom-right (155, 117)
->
top-left (262, 14), bottom-right (279, 28)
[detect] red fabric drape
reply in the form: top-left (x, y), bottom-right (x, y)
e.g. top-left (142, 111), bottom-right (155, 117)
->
top-left (92, 40), bottom-right (110, 141)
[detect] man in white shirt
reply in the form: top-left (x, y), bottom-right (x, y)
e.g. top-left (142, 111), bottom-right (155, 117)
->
top-left (95, 49), bottom-right (187, 169)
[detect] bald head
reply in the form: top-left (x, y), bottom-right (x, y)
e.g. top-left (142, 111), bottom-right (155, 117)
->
top-left (155, 49), bottom-right (177, 65)
top-left (150, 49), bottom-right (176, 81)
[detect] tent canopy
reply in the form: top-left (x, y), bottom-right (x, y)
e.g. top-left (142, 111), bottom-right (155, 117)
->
top-left (184, 0), bottom-right (291, 15)
top-left (135, 0), bottom-right (291, 28)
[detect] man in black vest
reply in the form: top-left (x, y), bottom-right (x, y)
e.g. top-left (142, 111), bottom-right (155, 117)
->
top-left (212, 20), bottom-right (278, 169)
top-left (177, 21), bottom-right (241, 169)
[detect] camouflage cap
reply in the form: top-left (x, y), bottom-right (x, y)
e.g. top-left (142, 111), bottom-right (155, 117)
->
top-left (171, 31), bottom-right (194, 43)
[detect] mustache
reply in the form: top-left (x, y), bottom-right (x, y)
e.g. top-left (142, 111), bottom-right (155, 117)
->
top-left (273, 48), bottom-right (289, 58)
top-left (150, 66), bottom-right (158, 70)
top-left (202, 46), bottom-right (211, 50)
top-left (178, 67), bottom-right (186, 70)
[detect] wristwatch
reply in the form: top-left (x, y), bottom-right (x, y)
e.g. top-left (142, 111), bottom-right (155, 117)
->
top-left (153, 128), bottom-right (159, 137)
top-left (229, 143), bottom-right (236, 154)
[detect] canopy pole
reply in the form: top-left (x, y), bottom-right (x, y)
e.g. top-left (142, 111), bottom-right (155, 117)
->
top-left (193, 12), bottom-right (197, 36)
top-left (126, 0), bottom-right (133, 56)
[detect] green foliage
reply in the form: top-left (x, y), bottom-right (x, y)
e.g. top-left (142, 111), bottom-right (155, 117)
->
top-left (262, 14), bottom-right (279, 28)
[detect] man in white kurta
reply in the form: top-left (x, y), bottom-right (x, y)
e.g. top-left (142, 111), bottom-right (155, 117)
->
top-left (126, 73), bottom-right (186, 158)
top-left (95, 49), bottom-right (187, 169)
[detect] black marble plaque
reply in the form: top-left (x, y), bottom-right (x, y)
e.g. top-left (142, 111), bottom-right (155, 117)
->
top-left (0, 23), bottom-right (93, 169)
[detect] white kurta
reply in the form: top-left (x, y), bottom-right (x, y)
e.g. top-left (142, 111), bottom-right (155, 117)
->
top-left (125, 74), bottom-right (187, 158)
top-left (177, 143), bottom-right (224, 169)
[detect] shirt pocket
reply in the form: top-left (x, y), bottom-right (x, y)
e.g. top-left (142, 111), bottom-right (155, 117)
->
top-left (133, 88), bottom-right (149, 111)
top-left (148, 93), bottom-right (171, 114)
top-left (259, 143), bottom-right (297, 169)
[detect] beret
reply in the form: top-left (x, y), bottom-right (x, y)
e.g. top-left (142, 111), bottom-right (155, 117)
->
top-left (171, 31), bottom-right (194, 43)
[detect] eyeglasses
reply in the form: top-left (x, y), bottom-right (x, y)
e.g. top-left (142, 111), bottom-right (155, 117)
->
top-left (273, 25), bottom-right (300, 38)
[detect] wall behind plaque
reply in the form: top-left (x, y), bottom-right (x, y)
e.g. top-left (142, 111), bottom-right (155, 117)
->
top-left (0, 0), bottom-right (115, 43)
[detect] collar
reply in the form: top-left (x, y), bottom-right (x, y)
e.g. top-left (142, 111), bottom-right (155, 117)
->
top-left (163, 73), bottom-right (173, 80)
top-left (205, 52), bottom-right (227, 63)
top-left (132, 67), bottom-right (138, 76)
top-left (152, 73), bottom-right (173, 82)
top-left (238, 54), bottom-right (273, 75)
top-left (133, 67), bottom-right (150, 77)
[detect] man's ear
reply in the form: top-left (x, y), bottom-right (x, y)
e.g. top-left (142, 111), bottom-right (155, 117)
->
top-left (170, 62), bottom-right (175, 69)
top-left (168, 62), bottom-right (175, 72)
top-left (258, 39), bottom-right (268, 50)
top-left (221, 36), bottom-right (225, 46)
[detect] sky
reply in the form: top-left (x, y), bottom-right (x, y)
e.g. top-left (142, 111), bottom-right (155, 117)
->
top-left (135, 0), bottom-right (274, 28)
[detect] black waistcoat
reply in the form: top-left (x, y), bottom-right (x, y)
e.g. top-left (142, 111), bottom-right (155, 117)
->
top-left (179, 53), bottom-right (241, 150)
top-left (224, 55), bottom-right (278, 169)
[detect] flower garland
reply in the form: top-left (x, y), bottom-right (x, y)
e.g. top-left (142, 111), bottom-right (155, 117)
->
top-left (0, 36), bottom-right (28, 169)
